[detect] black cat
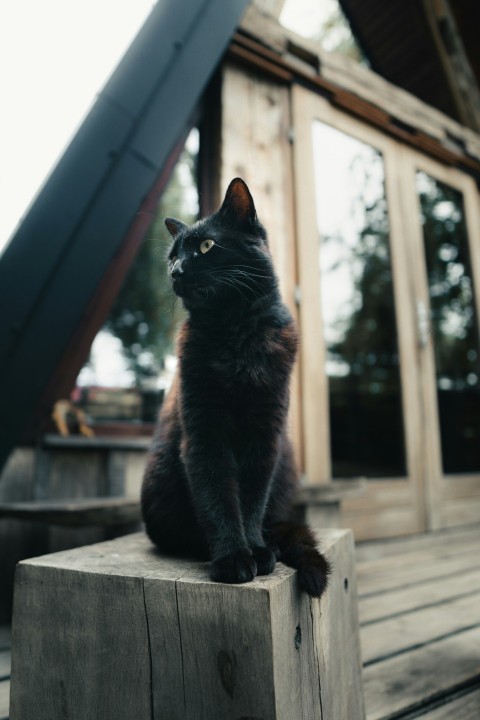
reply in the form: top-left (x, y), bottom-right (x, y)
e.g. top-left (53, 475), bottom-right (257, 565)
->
top-left (141, 178), bottom-right (330, 597)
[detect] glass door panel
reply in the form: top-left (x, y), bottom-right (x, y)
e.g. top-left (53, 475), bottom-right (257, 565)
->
top-left (312, 121), bottom-right (406, 478)
top-left (416, 171), bottom-right (480, 474)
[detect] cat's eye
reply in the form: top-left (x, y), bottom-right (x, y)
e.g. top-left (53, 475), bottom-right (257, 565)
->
top-left (200, 238), bottom-right (215, 254)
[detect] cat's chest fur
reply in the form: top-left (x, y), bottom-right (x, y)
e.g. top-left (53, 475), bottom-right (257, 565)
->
top-left (179, 308), bottom-right (297, 393)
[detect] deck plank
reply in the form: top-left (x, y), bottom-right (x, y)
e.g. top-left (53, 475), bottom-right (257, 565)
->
top-left (363, 625), bottom-right (480, 719)
top-left (356, 525), bottom-right (480, 562)
top-left (359, 566), bottom-right (480, 624)
top-left (421, 687), bottom-right (480, 718)
top-left (357, 546), bottom-right (480, 596)
top-left (361, 591), bottom-right (480, 664)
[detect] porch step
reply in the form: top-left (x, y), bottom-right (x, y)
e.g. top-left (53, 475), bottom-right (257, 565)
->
top-left (0, 497), bottom-right (141, 527)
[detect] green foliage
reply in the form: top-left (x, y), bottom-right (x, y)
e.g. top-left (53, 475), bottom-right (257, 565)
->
top-left (312, 4), bottom-right (365, 63)
top-left (104, 136), bottom-right (198, 384)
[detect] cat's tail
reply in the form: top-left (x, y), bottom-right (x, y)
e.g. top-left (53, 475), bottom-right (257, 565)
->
top-left (269, 522), bottom-right (331, 598)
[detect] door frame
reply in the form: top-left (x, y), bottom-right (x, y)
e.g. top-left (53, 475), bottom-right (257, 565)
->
top-left (400, 147), bottom-right (480, 530)
top-left (292, 86), bottom-right (426, 539)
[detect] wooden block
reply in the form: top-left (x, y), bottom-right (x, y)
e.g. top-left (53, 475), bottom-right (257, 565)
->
top-left (0, 679), bottom-right (10, 720)
top-left (10, 530), bottom-right (364, 720)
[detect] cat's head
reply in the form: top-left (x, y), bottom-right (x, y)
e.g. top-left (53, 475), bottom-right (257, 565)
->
top-left (164, 178), bottom-right (276, 311)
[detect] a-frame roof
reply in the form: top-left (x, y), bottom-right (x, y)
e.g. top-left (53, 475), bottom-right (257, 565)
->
top-left (0, 0), bottom-right (249, 472)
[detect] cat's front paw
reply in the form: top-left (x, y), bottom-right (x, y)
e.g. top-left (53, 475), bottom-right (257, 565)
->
top-left (252, 546), bottom-right (277, 576)
top-left (210, 549), bottom-right (257, 584)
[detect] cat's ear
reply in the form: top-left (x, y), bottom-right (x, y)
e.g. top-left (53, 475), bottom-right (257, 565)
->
top-left (165, 217), bottom-right (187, 237)
top-left (220, 178), bottom-right (257, 227)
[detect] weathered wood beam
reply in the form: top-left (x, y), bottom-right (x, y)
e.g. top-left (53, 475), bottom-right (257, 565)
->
top-left (236, 4), bottom-right (480, 170)
top-left (422, 0), bottom-right (480, 133)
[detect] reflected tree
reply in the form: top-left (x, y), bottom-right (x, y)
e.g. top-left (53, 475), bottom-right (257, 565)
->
top-left (319, 146), bottom-right (405, 477)
top-left (326, 153), bottom-right (397, 391)
top-left (416, 171), bottom-right (480, 473)
top-left (417, 172), bottom-right (480, 390)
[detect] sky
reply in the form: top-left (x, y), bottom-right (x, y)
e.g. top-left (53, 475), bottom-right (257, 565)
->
top-left (0, 0), bottom-right (155, 255)
top-left (0, 0), bottom-right (350, 388)
top-left (0, 0), bottom-right (341, 256)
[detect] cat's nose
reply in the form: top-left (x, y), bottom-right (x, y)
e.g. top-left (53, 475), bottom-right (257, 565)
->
top-left (171, 259), bottom-right (184, 278)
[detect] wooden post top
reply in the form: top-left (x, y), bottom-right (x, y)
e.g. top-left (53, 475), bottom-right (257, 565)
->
top-left (18, 529), bottom-right (349, 587)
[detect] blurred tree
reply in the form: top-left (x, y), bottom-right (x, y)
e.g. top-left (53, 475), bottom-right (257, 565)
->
top-left (104, 133), bottom-right (198, 384)
top-left (417, 172), bottom-right (480, 387)
top-left (313, 4), bottom-right (364, 62)
top-left (326, 152), bottom-right (397, 390)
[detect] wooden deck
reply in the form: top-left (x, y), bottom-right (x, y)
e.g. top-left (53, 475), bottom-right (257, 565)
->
top-left (357, 524), bottom-right (480, 719)
top-left (1, 525), bottom-right (479, 719)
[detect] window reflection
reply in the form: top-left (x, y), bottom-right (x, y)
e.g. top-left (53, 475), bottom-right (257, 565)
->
top-left (313, 121), bottom-right (405, 477)
top-left (416, 172), bottom-right (480, 473)
top-left (74, 129), bottom-right (199, 426)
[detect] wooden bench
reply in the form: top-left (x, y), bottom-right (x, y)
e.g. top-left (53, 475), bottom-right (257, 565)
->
top-left (9, 529), bottom-right (365, 720)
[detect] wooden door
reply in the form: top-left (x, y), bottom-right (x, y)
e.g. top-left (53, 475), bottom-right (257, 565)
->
top-left (292, 87), bottom-right (426, 539)
top-left (400, 148), bottom-right (480, 530)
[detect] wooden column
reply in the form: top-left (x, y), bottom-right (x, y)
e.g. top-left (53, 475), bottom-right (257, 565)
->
top-left (10, 530), bottom-right (365, 720)
top-left (219, 62), bottom-right (303, 471)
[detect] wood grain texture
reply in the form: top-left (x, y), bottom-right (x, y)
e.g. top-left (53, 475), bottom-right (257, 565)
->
top-left (359, 566), bottom-right (480, 624)
top-left (311, 530), bottom-right (366, 720)
top-left (355, 524), bottom-right (480, 563)
top-left (421, 687), bottom-right (480, 719)
top-left (359, 527), bottom-right (480, 719)
top-left (361, 592), bottom-right (480, 664)
top-left (11, 569), bottom-right (152, 719)
top-left (10, 530), bottom-right (364, 720)
top-left (220, 62), bottom-right (303, 469)
top-left (363, 626), bottom-right (480, 719)
top-left (357, 544), bottom-right (480, 597)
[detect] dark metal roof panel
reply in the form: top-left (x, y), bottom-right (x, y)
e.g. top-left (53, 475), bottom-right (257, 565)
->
top-left (0, 0), bottom-right (250, 471)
